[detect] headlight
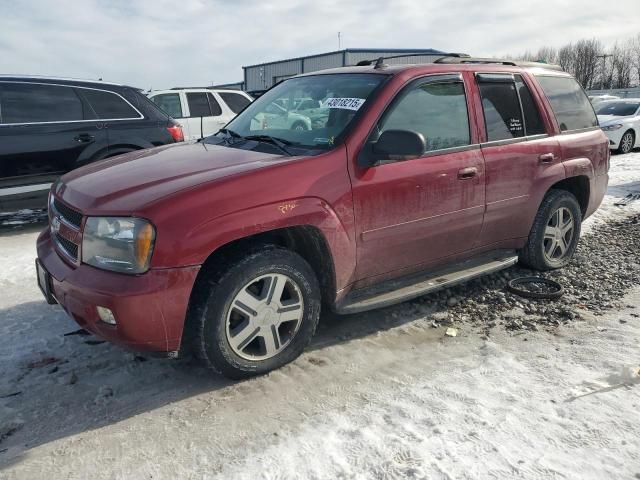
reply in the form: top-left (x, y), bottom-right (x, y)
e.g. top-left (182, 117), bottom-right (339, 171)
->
top-left (82, 217), bottom-right (156, 274)
top-left (602, 124), bottom-right (623, 131)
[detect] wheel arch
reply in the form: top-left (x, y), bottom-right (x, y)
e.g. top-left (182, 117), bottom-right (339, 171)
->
top-left (548, 175), bottom-right (590, 218)
top-left (193, 225), bottom-right (337, 308)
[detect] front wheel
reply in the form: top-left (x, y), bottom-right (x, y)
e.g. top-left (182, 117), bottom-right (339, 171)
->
top-left (617, 130), bottom-right (635, 154)
top-left (519, 190), bottom-right (582, 270)
top-left (192, 246), bottom-right (321, 379)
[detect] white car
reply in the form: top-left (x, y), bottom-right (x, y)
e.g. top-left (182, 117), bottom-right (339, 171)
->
top-left (596, 99), bottom-right (640, 154)
top-left (148, 88), bottom-right (253, 140)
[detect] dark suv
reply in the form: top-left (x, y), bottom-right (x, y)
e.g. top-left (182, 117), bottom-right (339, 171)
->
top-left (0, 76), bottom-right (184, 213)
top-left (36, 57), bottom-right (609, 379)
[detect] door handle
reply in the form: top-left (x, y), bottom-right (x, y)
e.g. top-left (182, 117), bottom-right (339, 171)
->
top-left (539, 153), bottom-right (555, 164)
top-left (74, 133), bottom-right (95, 143)
top-left (458, 167), bottom-right (478, 180)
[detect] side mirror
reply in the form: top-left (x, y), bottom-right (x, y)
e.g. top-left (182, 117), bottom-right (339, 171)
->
top-left (371, 130), bottom-right (426, 163)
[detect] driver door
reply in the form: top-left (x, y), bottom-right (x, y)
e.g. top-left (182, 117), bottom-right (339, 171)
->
top-left (350, 74), bottom-right (486, 281)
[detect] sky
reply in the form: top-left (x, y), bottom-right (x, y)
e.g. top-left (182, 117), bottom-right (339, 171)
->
top-left (1, 0), bottom-right (639, 90)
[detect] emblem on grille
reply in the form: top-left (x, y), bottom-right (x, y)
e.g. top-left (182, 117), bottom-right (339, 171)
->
top-left (51, 216), bottom-right (61, 235)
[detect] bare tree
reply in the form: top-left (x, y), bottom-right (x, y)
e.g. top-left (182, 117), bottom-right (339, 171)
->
top-left (571, 39), bottom-right (602, 89)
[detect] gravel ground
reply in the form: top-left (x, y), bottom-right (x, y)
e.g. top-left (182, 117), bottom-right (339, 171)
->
top-left (409, 214), bottom-right (640, 335)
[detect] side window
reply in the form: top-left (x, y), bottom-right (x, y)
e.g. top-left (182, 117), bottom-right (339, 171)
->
top-left (151, 93), bottom-right (183, 118)
top-left (219, 92), bottom-right (251, 114)
top-left (186, 92), bottom-right (211, 117)
top-left (0, 83), bottom-right (84, 123)
top-left (515, 75), bottom-right (546, 136)
top-left (379, 79), bottom-right (470, 152)
top-left (478, 79), bottom-right (524, 141)
top-left (535, 75), bottom-right (597, 132)
top-left (81, 89), bottom-right (141, 119)
top-left (207, 93), bottom-right (223, 116)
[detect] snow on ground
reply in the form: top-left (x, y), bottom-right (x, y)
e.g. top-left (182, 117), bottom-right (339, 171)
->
top-left (0, 151), bottom-right (639, 479)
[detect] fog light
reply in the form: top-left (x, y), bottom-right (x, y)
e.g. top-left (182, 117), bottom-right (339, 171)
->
top-left (97, 306), bottom-right (116, 325)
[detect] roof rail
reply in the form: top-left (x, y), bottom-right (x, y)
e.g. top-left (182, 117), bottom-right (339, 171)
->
top-left (434, 56), bottom-right (563, 71)
top-left (355, 52), bottom-right (470, 68)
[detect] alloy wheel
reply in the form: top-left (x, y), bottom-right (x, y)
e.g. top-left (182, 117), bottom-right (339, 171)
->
top-left (543, 207), bottom-right (575, 262)
top-left (225, 273), bottom-right (304, 361)
top-left (620, 132), bottom-right (634, 154)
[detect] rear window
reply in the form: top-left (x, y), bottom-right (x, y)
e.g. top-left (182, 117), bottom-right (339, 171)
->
top-left (535, 76), bottom-right (597, 132)
top-left (186, 92), bottom-right (211, 117)
top-left (81, 89), bottom-right (141, 119)
top-left (0, 82), bottom-right (85, 124)
top-left (479, 81), bottom-right (524, 141)
top-left (219, 92), bottom-right (251, 114)
top-left (152, 93), bottom-right (183, 118)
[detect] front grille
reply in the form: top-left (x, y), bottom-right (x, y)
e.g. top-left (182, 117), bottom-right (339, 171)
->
top-left (55, 233), bottom-right (79, 261)
top-left (53, 198), bottom-right (83, 228)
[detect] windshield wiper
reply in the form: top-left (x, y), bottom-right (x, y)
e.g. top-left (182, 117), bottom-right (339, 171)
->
top-left (218, 128), bottom-right (242, 144)
top-left (243, 135), bottom-right (294, 156)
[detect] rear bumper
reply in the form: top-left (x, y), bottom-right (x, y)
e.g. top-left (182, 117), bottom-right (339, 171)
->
top-left (37, 229), bottom-right (200, 353)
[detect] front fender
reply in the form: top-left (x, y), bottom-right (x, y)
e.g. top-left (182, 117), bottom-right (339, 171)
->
top-left (155, 196), bottom-right (357, 293)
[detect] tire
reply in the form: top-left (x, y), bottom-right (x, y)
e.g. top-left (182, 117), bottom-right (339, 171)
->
top-left (291, 121), bottom-right (308, 131)
top-left (617, 130), bottom-right (635, 154)
top-left (519, 189), bottom-right (582, 271)
top-left (191, 246), bottom-right (321, 379)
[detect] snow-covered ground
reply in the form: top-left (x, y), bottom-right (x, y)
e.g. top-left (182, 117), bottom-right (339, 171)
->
top-left (1, 152), bottom-right (639, 480)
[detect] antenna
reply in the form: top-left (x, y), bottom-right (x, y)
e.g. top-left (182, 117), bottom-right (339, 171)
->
top-left (338, 32), bottom-right (341, 50)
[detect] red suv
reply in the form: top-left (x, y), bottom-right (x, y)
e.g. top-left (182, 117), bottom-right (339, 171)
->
top-left (36, 56), bottom-right (609, 378)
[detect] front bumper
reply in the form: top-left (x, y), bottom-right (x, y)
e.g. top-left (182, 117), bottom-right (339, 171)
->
top-left (602, 128), bottom-right (626, 149)
top-left (37, 228), bottom-right (200, 353)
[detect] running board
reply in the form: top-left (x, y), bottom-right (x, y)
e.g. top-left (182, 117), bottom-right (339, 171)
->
top-left (336, 250), bottom-right (518, 314)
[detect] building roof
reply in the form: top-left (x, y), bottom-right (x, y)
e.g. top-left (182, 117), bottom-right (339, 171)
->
top-left (242, 48), bottom-right (445, 69)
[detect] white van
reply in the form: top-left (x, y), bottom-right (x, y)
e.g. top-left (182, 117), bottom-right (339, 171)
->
top-left (149, 88), bottom-right (253, 140)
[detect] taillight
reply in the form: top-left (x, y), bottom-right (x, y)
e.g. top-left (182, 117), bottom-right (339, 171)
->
top-left (167, 125), bottom-right (184, 142)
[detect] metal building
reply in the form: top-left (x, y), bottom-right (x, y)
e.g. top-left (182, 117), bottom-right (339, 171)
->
top-left (242, 48), bottom-right (445, 94)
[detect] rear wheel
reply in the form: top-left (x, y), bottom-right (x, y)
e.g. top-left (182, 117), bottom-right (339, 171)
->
top-left (617, 130), bottom-right (635, 154)
top-left (291, 121), bottom-right (308, 131)
top-left (192, 246), bottom-right (321, 379)
top-left (519, 190), bottom-right (582, 270)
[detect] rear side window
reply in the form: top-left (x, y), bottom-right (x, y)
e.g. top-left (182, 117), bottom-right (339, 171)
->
top-left (187, 92), bottom-right (211, 117)
top-left (380, 79), bottom-right (470, 152)
top-left (207, 93), bottom-right (222, 116)
top-left (535, 75), bottom-right (597, 132)
top-left (515, 75), bottom-right (546, 136)
top-left (478, 80), bottom-right (524, 141)
top-left (0, 83), bottom-right (84, 124)
top-left (219, 92), bottom-right (251, 114)
top-left (81, 89), bottom-right (141, 119)
top-left (152, 93), bottom-right (183, 118)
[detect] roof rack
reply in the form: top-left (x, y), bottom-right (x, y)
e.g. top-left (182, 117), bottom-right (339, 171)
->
top-left (434, 56), bottom-right (563, 71)
top-left (356, 52), bottom-right (470, 69)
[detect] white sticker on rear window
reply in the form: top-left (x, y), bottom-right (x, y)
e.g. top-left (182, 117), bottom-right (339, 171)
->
top-left (321, 98), bottom-right (365, 111)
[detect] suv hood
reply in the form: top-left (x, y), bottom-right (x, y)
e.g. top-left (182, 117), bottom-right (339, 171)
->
top-left (57, 142), bottom-right (291, 212)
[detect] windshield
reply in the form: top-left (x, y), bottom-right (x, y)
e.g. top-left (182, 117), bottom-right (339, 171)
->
top-left (216, 74), bottom-right (385, 150)
top-left (596, 101), bottom-right (640, 117)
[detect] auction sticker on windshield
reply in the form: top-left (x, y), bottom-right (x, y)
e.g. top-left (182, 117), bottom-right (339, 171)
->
top-left (322, 98), bottom-right (365, 110)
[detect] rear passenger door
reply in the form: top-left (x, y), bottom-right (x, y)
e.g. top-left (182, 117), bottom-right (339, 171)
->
top-left (475, 73), bottom-right (563, 247)
top-left (77, 87), bottom-right (146, 158)
top-left (0, 82), bottom-right (107, 194)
